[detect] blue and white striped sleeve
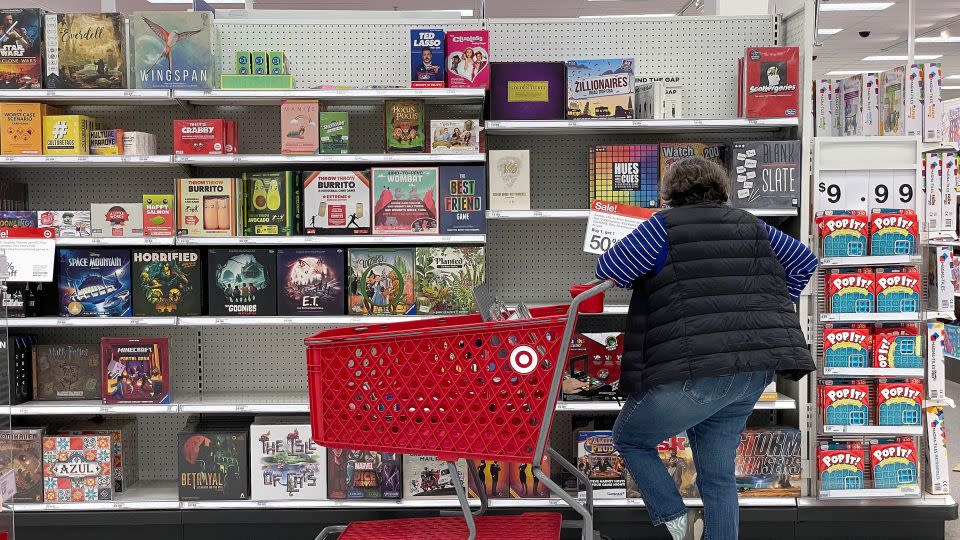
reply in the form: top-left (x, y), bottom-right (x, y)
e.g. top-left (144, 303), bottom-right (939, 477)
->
top-left (595, 214), bottom-right (668, 288)
top-left (764, 222), bottom-right (819, 301)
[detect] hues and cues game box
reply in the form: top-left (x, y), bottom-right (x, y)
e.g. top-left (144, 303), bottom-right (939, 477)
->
top-left (589, 145), bottom-right (659, 208)
top-left (58, 248), bottom-right (132, 317)
top-left (131, 249), bottom-right (203, 316)
top-left (207, 248), bottom-right (277, 316)
top-left (101, 337), bottom-right (171, 405)
top-left (277, 248), bottom-right (345, 316)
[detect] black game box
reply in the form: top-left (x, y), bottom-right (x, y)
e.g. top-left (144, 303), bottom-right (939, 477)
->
top-left (178, 431), bottom-right (249, 501)
top-left (207, 249), bottom-right (277, 317)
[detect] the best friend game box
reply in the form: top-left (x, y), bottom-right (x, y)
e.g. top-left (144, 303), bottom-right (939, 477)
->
top-left (876, 379), bottom-right (923, 426)
top-left (869, 209), bottom-right (917, 256)
top-left (874, 327), bottom-right (923, 369)
top-left (816, 210), bottom-right (868, 258)
top-left (819, 380), bottom-right (870, 426)
top-left (818, 442), bottom-right (865, 491)
top-left (871, 438), bottom-right (918, 489)
top-left (826, 269), bottom-right (875, 313)
top-left (874, 267), bottom-right (920, 313)
top-left (823, 325), bottom-right (871, 369)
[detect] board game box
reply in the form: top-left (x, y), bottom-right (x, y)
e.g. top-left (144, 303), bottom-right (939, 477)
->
top-left (822, 325), bottom-right (871, 369)
top-left (862, 73), bottom-right (880, 136)
top-left (44, 13), bottom-right (126, 89)
top-left (131, 249), bottom-right (203, 316)
top-left (488, 149), bottom-right (530, 211)
top-left (730, 141), bottom-right (800, 209)
top-left (566, 58), bottom-right (635, 119)
top-left (906, 64), bottom-right (924, 136)
top-left (874, 327), bottom-right (923, 369)
top-left (43, 114), bottom-right (95, 155)
top-left (445, 30), bottom-right (489, 89)
top-left (250, 424), bottom-right (325, 500)
top-left (178, 431), bottom-right (249, 501)
top-left (735, 427), bottom-right (802, 497)
top-left (90, 203), bottom-right (144, 237)
top-left (241, 171), bottom-right (301, 236)
top-left (563, 332), bottom-right (623, 401)
top-left (0, 9), bottom-right (43, 89)
top-left (826, 268), bottom-right (875, 314)
top-left (923, 63), bottom-right (943, 142)
top-left (843, 75), bottom-right (863, 136)
top-left (924, 152), bottom-right (943, 234)
top-left (1, 103), bottom-right (58, 155)
top-left (277, 248), bottom-right (345, 316)
top-left (877, 379), bottom-right (923, 426)
top-left (410, 29), bottom-right (444, 88)
top-left (302, 171), bottom-right (371, 235)
top-left (0, 210), bottom-right (37, 228)
top-left (132, 11), bottom-right (216, 89)
top-left (280, 99), bottom-right (319, 155)
top-left (32, 344), bottom-right (100, 400)
top-left (326, 450), bottom-right (401, 499)
top-left (816, 210), bottom-right (868, 258)
top-left (439, 165), bottom-right (486, 234)
top-left (176, 178), bottom-right (240, 237)
top-left (207, 248), bottom-right (277, 316)
top-left (174, 119), bottom-right (228, 155)
top-left (576, 431), bottom-right (625, 499)
top-left (402, 455), bottom-right (467, 499)
top-left (815, 79), bottom-right (835, 136)
top-left (318, 112), bottom-right (349, 154)
top-left (372, 167), bottom-right (439, 235)
top-left (467, 459), bottom-right (512, 498)
top-left (57, 418), bottom-right (139, 493)
top-left (507, 454), bottom-right (551, 498)
top-left (627, 434), bottom-right (697, 498)
top-left (819, 379), bottom-right (870, 426)
top-left (430, 119), bottom-right (479, 154)
top-left (489, 61), bottom-right (566, 120)
top-left (43, 435), bottom-right (113, 502)
top-left (384, 99), bottom-right (425, 152)
top-left (37, 210), bottom-right (91, 237)
top-left (57, 248), bottom-right (132, 317)
top-left (415, 246), bottom-right (484, 315)
top-left (101, 337), bottom-right (171, 405)
top-left (742, 47), bottom-right (799, 118)
top-left (589, 145), bottom-right (658, 207)
top-left (347, 248), bottom-right (416, 316)
top-left (874, 267), bottom-right (921, 313)
top-left (0, 428), bottom-right (44, 502)
top-left (658, 142), bottom-right (726, 183)
top-left (142, 194), bottom-right (174, 237)
top-left (871, 438), bottom-right (918, 489)
top-left (880, 67), bottom-right (905, 136)
top-left (90, 129), bottom-right (123, 155)
top-left (818, 441), bottom-right (864, 491)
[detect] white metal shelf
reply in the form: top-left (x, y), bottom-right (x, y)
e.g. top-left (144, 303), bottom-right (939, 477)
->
top-left (0, 155), bottom-right (174, 167)
top-left (486, 208), bottom-right (797, 219)
top-left (4, 317), bottom-right (178, 327)
top-left (822, 425), bottom-right (923, 435)
top-left (55, 237), bottom-right (176, 246)
top-left (558, 393), bottom-right (795, 412)
top-left (0, 89), bottom-right (174, 104)
top-left (818, 487), bottom-right (921, 499)
top-left (929, 239), bottom-right (960, 247)
top-left (483, 118), bottom-right (799, 134)
top-left (176, 315), bottom-right (424, 326)
top-left (7, 400), bottom-right (178, 415)
top-left (174, 153), bottom-right (485, 166)
top-left (820, 313), bottom-right (921, 323)
top-left (820, 255), bottom-right (920, 267)
top-left (175, 234), bottom-right (485, 245)
top-left (12, 480), bottom-right (180, 512)
top-left (173, 88), bottom-right (486, 105)
top-left (822, 367), bottom-right (925, 378)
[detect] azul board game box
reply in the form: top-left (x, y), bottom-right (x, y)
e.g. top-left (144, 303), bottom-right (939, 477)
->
top-left (280, 99), bottom-right (319, 155)
top-left (826, 268), bottom-right (874, 314)
top-left (131, 249), bottom-right (202, 316)
top-left (415, 246), bottom-right (484, 315)
top-left (742, 47), bottom-right (799, 118)
top-left (658, 142), bottom-right (726, 183)
top-left (326, 450), bottom-right (401, 499)
top-left (277, 248), bottom-right (345, 316)
top-left (490, 62), bottom-right (566, 120)
top-left (250, 424), bottom-right (325, 500)
top-left (735, 427), bottom-right (802, 497)
top-left (488, 149), bottom-right (530, 211)
top-left (577, 431), bottom-right (625, 499)
top-left (57, 248), bottom-right (131, 317)
top-left (207, 248), bottom-right (277, 317)
top-left (0, 210), bottom-right (36, 228)
top-left (871, 438), bottom-right (918, 489)
top-left (302, 171), bottom-right (371, 235)
top-left (37, 210), bottom-right (91, 238)
top-left (467, 459), bottom-right (512, 498)
top-left (880, 67), bottom-right (905, 136)
top-left (566, 58), bottom-right (635, 119)
top-left (318, 112), bottom-right (349, 155)
top-left (445, 30), bottom-right (489, 89)
top-left (0, 9), bottom-right (43, 89)
top-left (822, 325), bottom-right (871, 369)
top-left (56, 419), bottom-right (139, 493)
top-left (42, 435), bottom-right (112, 502)
top-left (32, 344), bottom-right (100, 401)
top-left (0, 428), bottom-right (44, 502)
top-left (439, 165), bottom-right (485, 234)
top-left (241, 171), bottom-right (301, 236)
top-left (410, 29), bottom-right (444, 88)
top-left (819, 380), bottom-right (870, 426)
top-left (818, 441), bottom-right (865, 492)
top-left (178, 432), bottom-right (249, 501)
top-left (347, 248), bottom-right (415, 316)
top-left (869, 209), bottom-right (918, 256)
top-left (372, 167), bottom-right (439, 235)
top-left (589, 145), bottom-right (658, 208)
top-left (44, 13), bottom-right (126, 89)
top-left (430, 119), bottom-right (479, 154)
top-left (563, 332), bottom-right (623, 402)
top-left (132, 11), bottom-right (216, 89)
top-left (1, 103), bottom-right (58, 155)
top-left (101, 337), bottom-right (171, 405)
top-left (875, 267), bottom-right (920, 313)
top-left (384, 99), bottom-right (425, 152)
top-left (90, 203), bottom-right (144, 237)
top-left (176, 178), bottom-right (240, 237)
top-left (403, 455), bottom-right (467, 499)
top-left (874, 327), bottom-right (923, 369)
top-left (627, 434), bottom-right (697, 498)
top-left (730, 141), bottom-right (800, 209)
top-left (507, 455), bottom-right (551, 498)
top-left (877, 379), bottom-right (923, 426)
top-left (817, 210), bottom-right (868, 258)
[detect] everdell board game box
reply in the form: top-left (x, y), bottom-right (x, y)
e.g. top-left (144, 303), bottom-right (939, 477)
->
top-left (57, 248), bottom-right (132, 317)
top-left (0, 428), bottom-right (44, 503)
top-left (44, 13), bottom-right (126, 89)
top-left (131, 249), bottom-right (203, 316)
top-left (241, 171), bottom-right (301, 236)
top-left (816, 210), bottom-right (868, 258)
top-left (730, 141), bottom-right (801, 209)
top-left (37, 210), bottom-right (92, 238)
top-left (277, 248), bottom-right (345, 316)
top-left (178, 431), bottom-right (249, 501)
top-left (818, 441), bottom-right (865, 491)
top-left (445, 30), bottom-right (489, 89)
top-left (735, 427), bottom-right (802, 497)
top-left (741, 46), bottom-right (799, 118)
top-left (589, 145), bottom-right (658, 208)
top-left (490, 62), bottom-right (566, 120)
top-left (132, 11), bottom-right (216, 89)
top-left (101, 337), bottom-right (171, 405)
top-left (410, 29), bottom-right (444, 88)
top-left (250, 423), bottom-right (325, 500)
top-left (372, 167), bottom-right (439, 235)
top-left (627, 434), bottom-right (697, 498)
top-left (32, 343), bottom-right (100, 400)
top-left (439, 165), bottom-right (485, 235)
top-left (207, 248), bottom-right (277, 316)
top-left (326, 450), bottom-right (401, 499)
top-left (384, 99), bottom-right (425, 152)
top-left (415, 246), bottom-right (484, 315)
top-left (43, 435), bottom-right (113, 502)
top-left (0, 9), bottom-right (43, 89)
top-left (566, 58), bottom-right (635, 119)
top-left (347, 248), bottom-right (416, 316)
top-left (577, 431), bottom-right (625, 499)
top-left (402, 455), bottom-right (467, 499)
top-left (302, 171), bottom-right (371, 235)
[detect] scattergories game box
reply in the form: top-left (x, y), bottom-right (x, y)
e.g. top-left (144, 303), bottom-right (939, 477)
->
top-left (101, 337), bottom-right (171, 405)
top-left (741, 46), bottom-right (800, 119)
top-left (57, 248), bottom-right (132, 317)
top-left (207, 248), bottom-right (277, 316)
top-left (131, 249), bottom-right (203, 316)
top-left (178, 431), bottom-right (249, 501)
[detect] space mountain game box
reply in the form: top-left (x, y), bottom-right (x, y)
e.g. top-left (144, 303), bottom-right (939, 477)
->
top-left (57, 248), bottom-right (132, 317)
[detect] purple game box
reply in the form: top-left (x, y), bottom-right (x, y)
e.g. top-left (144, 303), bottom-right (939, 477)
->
top-left (490, 62), bottom-right (566, 120)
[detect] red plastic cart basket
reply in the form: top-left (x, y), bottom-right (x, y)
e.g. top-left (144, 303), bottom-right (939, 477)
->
top-left (305, 280), bottom-right (612, 540)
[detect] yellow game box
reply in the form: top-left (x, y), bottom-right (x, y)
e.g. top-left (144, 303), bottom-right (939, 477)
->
top-left (43, 114), bottom-right (96, 155)
top-left (0, 103), bottom-right (60, 155)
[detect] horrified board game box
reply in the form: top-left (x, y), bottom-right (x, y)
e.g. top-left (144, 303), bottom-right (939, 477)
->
top-left (132, 11), bottom-right (216, 89)
top-left (347, 248), bottom-right (416, 316)
top-left (384, 99), bottom-right (425, 152)
top-left (32, 344), bottom-right (100, 400)
top-left (44, 13), bottom-right (126, 89)
top-left (132, 249), bottom-right (203, 316)
top-left (250, 423), bottom-right (325, 500)
top-left (0, 428), bottom-right (44, 502)
top-left (741, 46), bottom-right (800, 119)
top-left (43, 435), bottom-right (113, 502)
top-left (415, 246), bottom-right (484, 315)
top-left (439, 165), bottom-right (486, 235)
top-left (372, 167), bottom-right (439, 235)
top-left (326, 450), bottom-right (401, 499)
top-left (0, 9), bottom-right (43, 89)
top-left (589, 145), bottom-right (658, 208)
top-left (241, 171), bottom-right (301, 236)
top-left (57, 248), bottom-right (132, 317)
top-left (566, 58), bottom-right (635, 119)
top-left (277, 248), bottom-right (344, 316)
top-left (101, 337), bottom-right (171, 405)
top-left (207, 248), bottom-right (277, 316)
top-left (302, 171), bottom-right (371, 235)
top-left (178, 431), bottom-right (249, 501)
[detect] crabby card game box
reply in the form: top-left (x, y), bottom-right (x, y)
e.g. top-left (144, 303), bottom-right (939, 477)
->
top-left (576, 431), bottom-right (625, 499)
top-left (826, 268), bottom-right (875, 314)
top-left (131, 249), bottom-right (203, 316)
top-left (372, 167), bottom-right (439, 235)
top-left (347, 247), bottom-right (416, 316)
top-left (819, 379), bottom-right (870, 426)
top-left (277, 248), bottom-right (345, 316)
top-left (869, 209), bottom-right (917, 256)
top-left (735, 427), bottom-right (802, 497)
top-left (589, 145), bottom-right (659, 207)
top-left (326, 450), bottom-right (401, 499)
top-left (818, 441), bottom-right (865, 491)
top-left (741, 46), bottom-right (799, 118)
top-left (32, 343), bottom-right (100, 400)
top-left (816, 210), bottom-right (868, 258)
top-left (57, 248), bottom-right (132, 317)
top-left (302, 171), bottom-right (371, 235)
top-left (871, 438), bottom-right (918, 489)
top-left (0, 8), bottom-right (43, 89)
top-left (44, 13), bottom-right (126, 89)
top-left (874, 327), bottom-right (923, 369)
top-left (822, 325), bottom-right (871, 369)
top-left (250, 423), bottom-right (325, 500)
top-left (415, 246), bottom-right (484, 315)
top-left (403, 455), bottom-right (467, 499)
top-left (42, 434), bottom-right (113, 502)
top-left (439, 165), bottom-right (486, 234)
top-left (566, 58), bottom-right (635, 119)
top-left (874, 267), bottom-right (920, 313)
top-left (101, 337), bottom-right (171, 405)
top-left (0, 428), bottom-right (44, 502)
top-left (178, 431), bottom-right (249, 501)
top-left (877, 379), bottom-right (923, 426)
top-left (207, 248), bottom-right (277, 316)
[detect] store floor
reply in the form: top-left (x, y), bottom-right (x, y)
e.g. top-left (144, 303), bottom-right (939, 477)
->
top-left (947, 379), bottom-right (960, 540)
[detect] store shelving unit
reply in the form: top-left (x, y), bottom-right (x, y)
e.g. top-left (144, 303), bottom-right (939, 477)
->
top-left (0, 89), bottom-right (175, 104)
top-left (487, 208), bottom-right (798, 219)
top-left (174, 153), bottom-right (485, 165)
top-left (175, 234), bottom-right (485, 245)
top-left (173, 88), bottom-right (486, 105)
top-left (0, 155), bottom-right (175, 167)
top-left (483, 118), bottom-right (799, 134)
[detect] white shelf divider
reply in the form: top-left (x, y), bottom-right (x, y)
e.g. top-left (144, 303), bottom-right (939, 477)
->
top-left (0, 89), bottom-right (174, 104)
top-left (818, 487), bottom-right (921, 499)
top-left (822, 425), bottom-right (923, 435)
top-left (55, 237), bottom-right (176, 246)
top-left (173, 88), bottom-right (486, 105)
top-left (4, 317), bottom-right (177, 328)
top-left (174, 153), bottom-right (485, 166)
top-left (819, 313), bottom-right (921, 323)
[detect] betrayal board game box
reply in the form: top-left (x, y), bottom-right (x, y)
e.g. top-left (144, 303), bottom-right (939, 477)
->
top-left (90, 203), bottom-right (144, 237)
top-left (37, 210), bottom-right (92, 237)
top-left (57, 248), bottom-right (132, 317)
top-left (576, 431), bottom-right (625, 499)
top-left (347, 248), bottom-right (416, 316)
top-left (566, 58), bottom-right (635, 119)
top-left (101, 337), bottom-right (171, 405)
top-left (207, 248), bottom-right (277, 316)
top-left (445, 30), bottom-right (489, 89)
top-left (439, 165), bottom-right (486, 234)
top-left (42, 435), bottom-right (113, 502)
top-left (302, 171), bottom-right (371, 235)
top-left (490, 62), bottom-right (566, 120)
top-left (32, 344), bottom-right (100, 401)
top-left (0, 428), bottom-right (44, 503)
top-left (589, 145), bottom-right (659, 208)
top-left (729, 141), bottom-right (800, 209)
top-left (410, 28), bottom-right (444, 88)
top-left (250, 423), bottom-right (325, 500)
top-left (327, 450), bottom-right (401, 499)
top-left (0, 9), bottom-right (43, 89)
top-left (415, 246), bottom-right (484, 315)
top-left (132, 11), bottom-right (216, 89)
top-left (735, 427), bottom-right (802, 497)
top-left (44, 13), bottom-right (126, 89)
top-left (742, 46), bottom-right (799, 119)
top-left (277, 248), bottom-right (345, 316)
top-left (241, 171), bottom-right (301, 236)
top-left (131, 249), bottom-right (203, 316)
top-left (402, 455), bottom-right (467, 499)
top-left (372, 167), bottom-right (439, 235)
top-left (178, 431), bottom-right (249, 501)
top-left (384, 99), bottom-right (425, 152)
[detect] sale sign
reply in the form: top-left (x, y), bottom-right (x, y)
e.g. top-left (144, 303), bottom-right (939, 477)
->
top-left (583, 200), bottom-right (657, 255)
top-left (0, 227), bottom-right (56, 282)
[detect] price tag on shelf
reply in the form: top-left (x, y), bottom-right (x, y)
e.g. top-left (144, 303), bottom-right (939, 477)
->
top-left (100, 406), bottom-right (115, 413)
top-left (255, 500), bottom-right (268, 508)
top-left (235, 404), bottom-right (248, 412)
top-left (824, 367), bottom-right (839, 375)
top-left (583, 200), bottom-right (657, 255)
top-left (112, 502), bottom-right (126, 509)
top-left (692, 119), bottom-right (704, 126)
top-left (823, 425), bottom-right (843, 433)
top-left (0, 469), bottom-right (17, 505)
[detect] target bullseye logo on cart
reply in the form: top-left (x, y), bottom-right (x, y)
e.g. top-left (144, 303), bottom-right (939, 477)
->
top-left (509, 346), bottom-right (538, 374)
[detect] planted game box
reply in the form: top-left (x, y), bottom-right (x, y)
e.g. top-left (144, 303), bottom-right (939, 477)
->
top-left (874, 267), bottom-right (921, 313)
top-left (843, 75), bottom-right (863, 136)
top-left (372, 167), bottom-right (439, 235)
top-left (403, 455), bottom-right (467, 499)
top-left (742, 47), bottom-right (799, 118)
top-left (241, 171), bottom-right (301, 236)
top-left (576, 431), bottom-right (625, 499)
top-left (439, 165), bottom-right (486, 234)
top-left (816, 210), bottom-right (868, 258)
top-left (132, 11), bottom-right (216, 89)
top-left (658, 142), bottom-right (726, 182)
top-left (819, 379), bottom-right (870, 426)
top-left (730, 141), bottom-right (800, 209)
top-left (818, 442), bottom-right (865, 491)
top-left (822, 325), bottom-right (871, 369)
top-left (589, 145), bottom-right (658, 207)
top-left (874, 327), bottom-right (923, 369)
top-left (347, 248), bottom-right (416, 316)
top-left (176, 178), bottom-right (240, 237)
top-left (280, 99), bottom-right (319, 155)
top-left (142, 194), bottom-right (174, 237)
top-left (627, 434), bottom-right (697, 498)
top-left (56, 419), bottom-right (139, 493)
top-left (871, 438), bottom-right (918, 489)
top-left (32, 344), bottom-right (100, 400)
top-left (44, 13), bottom-right (126, 89)
top-left (468, 459), bottom-right (512, 498)
top-left (410, 29), bottom-right (444, 88)
top-left (826, 268), bottom-right (875, 314)
top-left (1, 103), bottom-right (58, 154)
top-left (869, 209), bottom-right (918, 256)
top-left (42, 435), bottom-right (112, 502)
top-left (415, 246), bottom-right (484, 315)
top-left (0, 210), bottom-right (37, 228)
top-left (302, 171), bottom-right (371, 235)
top-left (877, 379), bottom-right (923, 426)
top-left (277, 248), bottom-right (345, 316)
top-left (207, 248), bottom-right (277, 317)
top-left (508, 455), bottom-right (551, 498)
top-left (566, 58), bottom-right (635, 119)
top-left (90, 203), bottom-right (144, 237)
top-left (489, 61), bottom-right (566, 120)
top-left (384, 99), bottom-right (425, 152)
top-left (326, 450), bottom-right (401, 499)
top-left (57, 248), bottom-right (132, 317)
top-left (250, 424), bottom-right (325, 500)
top-left (880, 67), bottom-right (905, 136)
top-left (131, 249), bottom-right (203, 316)
top-left (178, 431), bottom-right (249, 501)
top-left (430, 119), bottom-right (479, 154)
top-left (445, 30), bottom-right (489, 89)
top-left (101, 337), bottom-right (170, 405)
top-left (488, 149), bottom-right (530, 211)
top-left (318, 112), bottom-right (349, 154)
top-left (563, 332), bottom-right (623, 401)
top-left (735, 427), bottom-right (802, 497)
top-left (0, 428), bottom-right (44, 502)
top-left (39, 211), bottom-right (90, 239)
top-left (0, 9), bottom-right (43, 89)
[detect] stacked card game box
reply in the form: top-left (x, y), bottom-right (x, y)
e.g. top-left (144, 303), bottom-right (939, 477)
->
top-left (132, 11), bottom-right (216, 90)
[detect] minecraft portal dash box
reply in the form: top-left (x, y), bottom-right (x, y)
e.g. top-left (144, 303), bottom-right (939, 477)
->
top-left (873, 327), bottom-right (923, 369)
top-left (822, 325), bottom-right (871, 369)
top-left (816, 210), bottom-right (868, 258)
top-left (869, 209), bottom-right (918, 256)
top-left (870, 438), bottom-right (919, 489)
top-left (826, 268), bottom-right (875, 314)
top-left (818, 442), bottom-right (865, 492)
top-left (819, 379), bottom-right (870, 426)
top-left (876, 379), bottom-right (923, 426)
top-left (874, 267), bottom-right (921, 313)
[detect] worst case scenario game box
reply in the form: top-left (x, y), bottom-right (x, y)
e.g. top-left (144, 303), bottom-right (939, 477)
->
top-left (207, 248), bottom-right (277, 316)
top-left (250, 423), bottom-right (325, 500)
top-left (131, 249), bottom-right (203, 316)
top-left (43, 435), bottom-right (113, 502)
top-left (326, 450), bottom-right (401, 499)
top-left (178, 431), bottom-right (249, 501)
top-left (101, 337), bottom-right (171, 405)
top-left (277, 248), bottom-right (345, 316)
top-left (57, 248), bottom-right (132, 317)
top-left (0, 9), bottom-right (43, 89)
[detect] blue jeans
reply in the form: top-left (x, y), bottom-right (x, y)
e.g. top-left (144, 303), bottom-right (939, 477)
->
top-left (612, 370), bottom-right (775, 540)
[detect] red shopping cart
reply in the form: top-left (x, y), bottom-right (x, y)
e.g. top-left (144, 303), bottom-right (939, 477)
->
top-left (305, 280), bottom-right (613, 540)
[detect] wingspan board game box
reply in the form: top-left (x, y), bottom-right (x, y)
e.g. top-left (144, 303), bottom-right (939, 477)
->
top-left (876, 379), bottom-right (923, 426)
top-left (735, 427), bottom-right (802, 497)
top-left (576, 431), bottom-right (625, 499)
top-left (38, 210), bottom-right (92, 238)
top-left (819, 379), bottom-right (870, 426)
top-left (277, 248), bottom-right (345, 316)
top-left (347, 248), bottom-right (416, 316)
top-left (415, 246), bottom-right (484, 315)
top-left (174, 119), bottom-right (228, 155)
top-left (874, 327), bottom-right (923, 369)
top-left (563, 332), bottom-right (623, 401)
top-left (384, 99), bottom-right (425, 152)
top-left (0, 9), bottom-right (43, 89)
top-left (44, 13), bottom-right (126, 89)
top-left (818, 441), bottom-right (865, 492)
top-left (825, 268), bottom-right (875, 314)
top-left (57, 248), bottom-right (132, 317)
top-left (403, 455), bottom-right (467, 499)
top-left (32, 344), bottom-right (100, 400)
top-left (207, 248), bottom-right (277, 316)
top-left (439, 165), bottom-right (486, 234)
top-left (626, 434), bottom-right (697, 498)
top-left (816, 210), bottom-right (868, 258)
top-left (869, 209), bottom-right (917, 256)
top-left (372, 167), bottom-right (439, 235)
top-left (43, 435), bottom-right (113, 502)
top-left (871, 438), bottom-right (918, 489)
top-left (302, 171), bottom-right (371, 235)
top-left (326, 450), bottom-right (401, 499)
top-left (589, 145), bottom-right (658, 208)
top-left (566, 58), bottom-right (635, 119)
top-left (101, 337), bottom-right (170, 405)
top-left (874, 267), bottom-right (920, 313)
top-left (445, 30), bottom-right (489, 89)
top-left (132, 11), bottom-right (216, 89)
top-left (178, 431), bottom-right (249, 501)
top-left (241, 171), bottom-right (301, 236)
top-left (741, 47), bottom-right (799, 118)
top-left (250, 423), bottom-right (325, 500)
top-left (822, 325), bottom-right (871, 369)
top-left (410, 29), bottom-right (444, 88)
top-left (0, 428), bottom-right (43, 502)
top-left (131, 249), bottom-right (203, 316)
top-left (729, 140), bottom-right (800, 209)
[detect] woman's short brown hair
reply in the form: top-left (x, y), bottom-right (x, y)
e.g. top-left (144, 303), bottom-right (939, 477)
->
top-left (660, 156), bottom-right (729, 207)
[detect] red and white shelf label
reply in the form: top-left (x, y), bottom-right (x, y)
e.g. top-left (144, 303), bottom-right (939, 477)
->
top-left (583, 200), bottom-right (657, 255)
top-left (0, 227), bottom-right (56, 282)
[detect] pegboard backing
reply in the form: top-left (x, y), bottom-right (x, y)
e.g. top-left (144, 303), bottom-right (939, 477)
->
top-left (783, 10), bottom-right (804, 48)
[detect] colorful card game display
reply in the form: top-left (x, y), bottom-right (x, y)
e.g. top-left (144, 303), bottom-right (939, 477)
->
top-left (0, 428), bottom-right (44, 502)
top-left (372, 167), bottom-right (439, 235)
top-left (44, 13), bottom-right (126, 89)
top-left (131, 249), bottom-right (202, 316)
top-left (566, 58), bottom-right (635, 119)
top-left (32, 344), bottom-right (100, 400)
top-left (823, 325), bottom-right (871, 369)
top-left (250, 424), bottom-right (325, 500)
top-left (880, 67), bottom-right (905, 136)
top-left (488, 149), bottom-right (530, 211)
top-left (445, 30), bottom-right (489, 89)
top-left (90, 129), bottom-right (123, 155)
top-left (347, 248), bottom-right (416, 316)
top-left (90, 203), bottom-right (144, 237)
top-left (176, 178), bottom-right (240, 237)
top-left (318, 112), bottom-right (349, 154)
top-left (589, 145), bottom-right (658, 208)
top-left (439, 165), bottom-right (485, 234)
top-left (576, 431), bottom-right (625, 499)
top-left (101, 337), bottom-right (171, 405)
top-left (818, 442), bottom-right (865, 491)
top-left (870, 438), bottom-right (918, 489)
top-left (132, 11), bottom-right (215, 89)
top-left (430, 119), bottom-right (479, 154)
top-left (410, 29), bottom-right (444, 88)
top-left (0, 9), bottom-right (43, 89)
top-left (1, 102), bottom-right (58, 155)
top-left (280, 100), bottom-right (319, 155)
top-left (869, 209), bottom-right (917, 256)
top-left (302, 171), bottom-right (371, 235)
top-left (384, 99), bottom-right (424, 152)
top-left (874, 268), bottom-right (920, 313)
top-left (816, 210), bottom-right (868, 258)
top-left (178, 432), bottom-right (249, 500)
top-left (489, 62), bottom-right (566, 120)
top-left (819, 380), bottom-right (870, 426)
top-left (207, 248), bottom-right (277, 316)
top-left (730, 140), bottom-right (800, 209)
top-left (826, 269), bottom-right (874, 314)
top-left (876, 379), bottom-right (923, 426)
top-left (43, 114), bottom-right (95, 155)
top-left (326, 450), bottom-right (401, 499)
top-left (402, 455), bottom-right (467, 499)
top-left (42, 435), bottom-right (112, 502)
top-left (242, 171), bottom-right (301, 236)
top-left (277, 248), bottom-right (345, 316)
top-left (734, 427), bottom-right (802, 497)
top-left (874, 328), bottom-right (923, 369)
top-left (741, 46), bottom-right (799, 118)
top-left (174, 119), bottom-right (229, 155)
top-left (415, 246), bottom-right (484, 315)
top-left (563, 332), bottom-right (623, 401)
top-left (57, 248), bottom-right (132, 317)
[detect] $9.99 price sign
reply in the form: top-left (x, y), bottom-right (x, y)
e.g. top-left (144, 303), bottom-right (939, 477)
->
top-left (583, 200), bottom-right (657, 255)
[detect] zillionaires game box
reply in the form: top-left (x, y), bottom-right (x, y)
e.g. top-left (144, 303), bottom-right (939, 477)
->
top-left (490, 62), bottom-right (566, 120)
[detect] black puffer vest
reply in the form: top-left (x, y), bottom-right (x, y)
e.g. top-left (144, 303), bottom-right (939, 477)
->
top-left (620, 204), bottom-right (815, 395)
